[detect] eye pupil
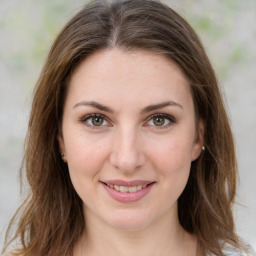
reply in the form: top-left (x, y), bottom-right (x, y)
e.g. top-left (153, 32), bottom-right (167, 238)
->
top-left (153, 117), bottom-right (165, 126)
top-left (92, 116), bottom-right (104, 126)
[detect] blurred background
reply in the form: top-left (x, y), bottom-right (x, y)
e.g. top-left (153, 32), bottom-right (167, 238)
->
top-left (0, 0), bottom-right (255, 250)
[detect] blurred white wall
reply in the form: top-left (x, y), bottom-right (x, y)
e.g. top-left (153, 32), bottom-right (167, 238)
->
top-left (1, 0), bottom-right (255, 250)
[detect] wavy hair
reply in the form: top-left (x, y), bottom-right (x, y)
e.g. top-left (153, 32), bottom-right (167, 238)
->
top-left (3, 0), bottom-right (245, 255)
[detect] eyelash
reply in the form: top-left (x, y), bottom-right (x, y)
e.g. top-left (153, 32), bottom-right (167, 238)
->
top-left (80, 113), bottom-right (176, 129)
top-left (145, 113), bottom-right (176, 129)
top-left (80, 114), bottom-right (110, 129)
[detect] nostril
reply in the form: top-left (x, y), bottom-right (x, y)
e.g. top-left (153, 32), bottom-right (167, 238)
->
top-left (109, 152), bottom-right (145, 172)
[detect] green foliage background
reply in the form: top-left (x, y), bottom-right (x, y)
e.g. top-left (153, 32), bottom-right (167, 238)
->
top-left (1, 0), bottom-right (255, 89)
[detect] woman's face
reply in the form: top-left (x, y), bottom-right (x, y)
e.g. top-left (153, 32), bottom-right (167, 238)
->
top-left (58, 49), bottom-right (203, 231)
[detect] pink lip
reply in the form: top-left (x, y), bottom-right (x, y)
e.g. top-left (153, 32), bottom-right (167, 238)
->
top-left (101, 180), bottom-right (155, 203)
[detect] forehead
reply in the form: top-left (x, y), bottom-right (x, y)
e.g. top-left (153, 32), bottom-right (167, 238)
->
top-left (66, 48), bottom-right (192, 111)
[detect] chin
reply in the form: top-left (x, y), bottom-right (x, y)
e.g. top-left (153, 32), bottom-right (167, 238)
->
top-left (103, 209), bottom-right (156, 231)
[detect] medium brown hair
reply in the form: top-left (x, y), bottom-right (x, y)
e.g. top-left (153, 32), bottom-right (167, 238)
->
top-left (3, 0), bottom-right (245, 255)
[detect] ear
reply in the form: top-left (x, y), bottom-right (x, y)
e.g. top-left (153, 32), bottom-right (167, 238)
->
top-left (191, 119), bottom-right (204, 161)
top-left (57, 134), bottom-right (67, 162)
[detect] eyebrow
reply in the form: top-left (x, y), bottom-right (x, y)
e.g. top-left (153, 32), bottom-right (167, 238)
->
top-left (73, 101), bottom-right (114, 113)
top-left (140, 100), bottom-right (183, 114)
top-left (72, 100), bottom-right (183, 113)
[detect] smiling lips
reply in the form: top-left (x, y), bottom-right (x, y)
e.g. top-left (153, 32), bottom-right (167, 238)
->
top-left (106, 183), bottom-right (147, 193)
top-left (101, 180), bottom-right (155, 202)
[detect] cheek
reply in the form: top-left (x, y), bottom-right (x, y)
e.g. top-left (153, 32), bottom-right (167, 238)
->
top-left (65, 137), bottom-right (110, 202)
top-left (64, 133), bottom-right (110, 179)
top-left (154, 141), bottom-right (192, 196)
top-left (148, 136), bottom-right (193, 172)
top-left (146, 138), bottom-right (192, 215)
top-left (147, 135), bottom-right (193, 196)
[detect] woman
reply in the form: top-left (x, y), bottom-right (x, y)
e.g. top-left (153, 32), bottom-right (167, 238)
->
top-left (2, 0), bottom-right (252, 255)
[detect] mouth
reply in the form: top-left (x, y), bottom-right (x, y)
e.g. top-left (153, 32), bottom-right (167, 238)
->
top-left (101, 180), bottom-right (155, 202)
top-left (104, 183), bottom-right (148, 193)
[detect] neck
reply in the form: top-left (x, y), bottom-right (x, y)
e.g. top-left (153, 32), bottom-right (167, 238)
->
top-left (73, 207), bottom-right (198, 256)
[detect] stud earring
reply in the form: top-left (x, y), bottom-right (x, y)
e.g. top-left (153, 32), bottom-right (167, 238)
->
top-left (60, 152), bottom-right (67, 163)
top-left (202, 146), bottom-right (205, 151)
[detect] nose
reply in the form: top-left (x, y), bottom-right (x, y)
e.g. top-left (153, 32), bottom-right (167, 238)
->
top-left (109, 127), bottom-right (146, 173)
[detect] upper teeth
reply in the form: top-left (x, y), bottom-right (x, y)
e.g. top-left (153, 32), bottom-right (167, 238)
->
top-left (107, 184), bottom-right (147, 192)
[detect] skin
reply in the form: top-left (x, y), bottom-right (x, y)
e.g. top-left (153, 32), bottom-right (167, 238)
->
top-left (58, 48), bottom-right (204, 256)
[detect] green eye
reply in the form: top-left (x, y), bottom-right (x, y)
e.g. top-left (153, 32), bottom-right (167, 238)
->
top-left (82, 114), bottom-right (108, 127)
top-left (153, 116), bottom-right (165, 126)
top-left (91, 116), bottom-right (104, 126)
top-left (147, 114), bottom-right (176, 128)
